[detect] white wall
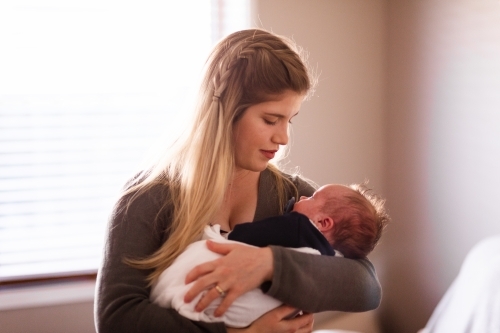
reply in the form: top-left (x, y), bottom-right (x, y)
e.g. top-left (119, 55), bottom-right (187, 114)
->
top-left (256, 0), bottom-right (388, 193)
top-left (381, 1), bottom-right (500, 332)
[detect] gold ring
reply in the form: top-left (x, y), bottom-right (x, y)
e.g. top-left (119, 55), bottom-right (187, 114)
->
top-left (214, 285), bottom-right (226, 298)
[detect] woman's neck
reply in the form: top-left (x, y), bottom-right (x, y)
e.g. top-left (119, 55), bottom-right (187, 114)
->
top-left (231, 169), bottom-right (260, 190)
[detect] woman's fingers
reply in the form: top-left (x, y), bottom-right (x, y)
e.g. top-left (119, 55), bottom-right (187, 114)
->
top-left (184, 241), bottom-right (235, 284)
top-left (184, 242), bottom-right (233, 302)
top-left (191, 269), bottom-right (245, 314)
top-left (193, 285), bottom-right (222, 312)
top-left (243, 305), bottom-right (314, 333)
top-left (212, 287), bottom-right (241, 317)
top-left (276, 308), bottom-right (314, 333)
top-left (183, 264), bottom-right (225, 303)
top-left (291, 312), bottom-right (314, 333)
top-left (190, 284), bottom-right (241, 316)
top-left (184, 241), bottom-right (274, 314)
top-left (273, 304), bottom-right (300, 319)
top-left (205, 240), bottom-right (235, 255)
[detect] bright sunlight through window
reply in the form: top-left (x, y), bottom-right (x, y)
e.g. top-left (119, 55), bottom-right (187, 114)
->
top-left (0, 0), bottom-right (250, 282)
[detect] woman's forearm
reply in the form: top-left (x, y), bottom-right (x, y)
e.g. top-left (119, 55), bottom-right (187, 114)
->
top-left (267, 246), bottom-right (381, 312)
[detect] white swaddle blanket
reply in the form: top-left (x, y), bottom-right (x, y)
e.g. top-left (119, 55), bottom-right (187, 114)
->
top-left (150, 224), bottom-right (319, 328)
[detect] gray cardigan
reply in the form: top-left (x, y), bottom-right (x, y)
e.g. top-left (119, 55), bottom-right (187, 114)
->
top-left (94, 169), bottom-right (381, 333)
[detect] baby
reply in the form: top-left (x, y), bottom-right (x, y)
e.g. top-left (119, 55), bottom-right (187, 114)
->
top-left (150, 182), bottom-right (389, 327)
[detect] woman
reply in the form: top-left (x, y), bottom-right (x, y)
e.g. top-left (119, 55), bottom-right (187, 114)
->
top-left (94, 29), bottom-right (381, 333)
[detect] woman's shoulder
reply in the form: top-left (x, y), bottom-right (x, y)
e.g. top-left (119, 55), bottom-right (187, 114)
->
top-left (122, 172), bottom-right (172, 199)
top-left (114, 173), bottom-right (174, 222)
top-left (260, 166), bottom-right (316, 198)
top-left (277, 168), bottom-right (318, 196)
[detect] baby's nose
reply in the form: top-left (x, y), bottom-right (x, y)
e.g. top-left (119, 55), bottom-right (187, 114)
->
top-left (299, 196), bottom-right (307, 201)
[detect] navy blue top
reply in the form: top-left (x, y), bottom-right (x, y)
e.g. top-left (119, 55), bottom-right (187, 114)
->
top-left (228, 211), bottom-right (336, 256)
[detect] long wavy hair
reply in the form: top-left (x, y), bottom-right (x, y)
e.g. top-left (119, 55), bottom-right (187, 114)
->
top-left (124, 28), bottom-right (315, 283)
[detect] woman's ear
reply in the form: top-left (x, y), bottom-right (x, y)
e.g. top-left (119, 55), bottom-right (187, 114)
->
top-left (316, 216), bottom-right (334, 232)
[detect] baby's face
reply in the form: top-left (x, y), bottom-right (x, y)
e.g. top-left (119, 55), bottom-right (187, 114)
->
top-left (293, 184), bottom-right (354, 220)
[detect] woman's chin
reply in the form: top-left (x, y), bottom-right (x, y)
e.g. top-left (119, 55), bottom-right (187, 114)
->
top-left (234, 162), bottom-right (269, 173)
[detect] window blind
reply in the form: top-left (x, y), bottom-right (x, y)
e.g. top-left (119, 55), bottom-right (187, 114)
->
top-left (0, 0), bottom-right (249, 283)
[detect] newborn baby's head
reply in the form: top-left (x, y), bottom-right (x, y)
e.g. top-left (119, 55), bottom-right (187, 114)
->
top-left (293, 183), bottom-right (389, 258)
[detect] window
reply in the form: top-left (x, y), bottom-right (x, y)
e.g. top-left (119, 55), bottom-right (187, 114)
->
top-left (0, 0), bottom-right (250, 283)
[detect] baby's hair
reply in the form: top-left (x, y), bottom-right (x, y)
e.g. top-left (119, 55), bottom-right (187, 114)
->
top-left (323, 182), bottom-right (389, 258)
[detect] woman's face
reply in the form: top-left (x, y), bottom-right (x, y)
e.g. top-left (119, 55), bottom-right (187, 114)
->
top-left (232, 90), bottom-right (304, 173)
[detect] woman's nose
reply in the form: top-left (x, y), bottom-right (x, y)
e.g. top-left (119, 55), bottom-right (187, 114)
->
top-left (272, 124), bottom-right (289, 145)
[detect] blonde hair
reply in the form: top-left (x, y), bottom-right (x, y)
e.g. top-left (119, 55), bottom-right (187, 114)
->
top-left (123, 29), bottom-right (315, 283)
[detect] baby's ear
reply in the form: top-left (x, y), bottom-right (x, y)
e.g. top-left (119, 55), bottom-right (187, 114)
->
top-left (317, 216), bottom-right (334, 231)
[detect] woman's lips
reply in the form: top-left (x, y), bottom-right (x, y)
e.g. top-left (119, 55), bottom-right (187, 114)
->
top-left (261, 150), bottom-right (277, 159)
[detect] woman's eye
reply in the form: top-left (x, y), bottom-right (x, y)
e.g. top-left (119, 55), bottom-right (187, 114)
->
top-left (264, 119), bottom-right (278, 125)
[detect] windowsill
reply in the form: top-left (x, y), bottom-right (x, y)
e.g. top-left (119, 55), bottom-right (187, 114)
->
top-left (0, 278), bottom-right (96, 311)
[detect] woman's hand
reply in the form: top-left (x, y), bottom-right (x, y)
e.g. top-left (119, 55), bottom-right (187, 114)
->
top-left (184, 240), bottom-right (273, 316)
top-left (226, 305), bottom-right (314, 333)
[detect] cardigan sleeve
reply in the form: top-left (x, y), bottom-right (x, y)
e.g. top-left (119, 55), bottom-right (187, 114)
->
top-left (267, 246), bottom-right (381, 312)
top-left (94, 184), bottom-right (226, 333)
